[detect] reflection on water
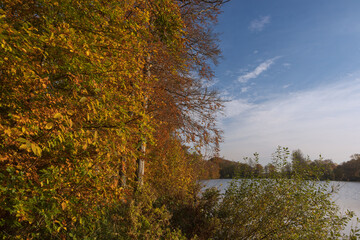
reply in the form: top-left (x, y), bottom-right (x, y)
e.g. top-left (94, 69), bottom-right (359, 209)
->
top-left (331, 181), bottom-right (360, 232)
top-left (201, 179), bottom-right (360, 233)
top-left (332, 181), bottom-right (360, 212)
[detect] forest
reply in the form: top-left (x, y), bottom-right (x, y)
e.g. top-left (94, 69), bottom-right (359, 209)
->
top-left (203, 150), bottom-right (360, 181)
top-left (0, 0), bottom-right (358, 239)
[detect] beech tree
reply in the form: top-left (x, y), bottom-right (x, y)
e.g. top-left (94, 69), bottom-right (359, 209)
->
top-left (128, 0), bottom-right (227, 193)
top-left (1, 0), bottom-right (179, 237)
top-left (0, 0), bottom-right (227, 237)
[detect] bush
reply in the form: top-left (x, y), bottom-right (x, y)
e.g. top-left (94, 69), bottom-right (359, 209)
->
top-left (200, 147), bottom-right (358, 240)
top-left (215, 179), bottom-right (352, 239)
top-left (93, 187), bottom-right (186, 240)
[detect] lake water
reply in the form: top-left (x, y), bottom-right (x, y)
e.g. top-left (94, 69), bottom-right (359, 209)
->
top-left (201, 179), bottom-right (360, 234)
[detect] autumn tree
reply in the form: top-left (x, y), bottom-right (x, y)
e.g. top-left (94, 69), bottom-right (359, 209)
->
top-left (0, 0), bottom-right (190, 237)
top-left (0, 0), bottom-right (228, 238)
top-left (334, 154), bottom-right (360, 181)
top-left (138, 0), bottom-right (228, 201)
top-left (264, 163), bottom-right (276, 177)
top-left (291, 149), bottom-right (312, 177)
top-left (310, 159), bottom-right (336, 180)
top-left (108, 0), bottom-right (228, 189)
top-left (146, 0), bottom-right (228, 153)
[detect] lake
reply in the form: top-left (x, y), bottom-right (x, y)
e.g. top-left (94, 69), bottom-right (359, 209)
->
top-left (201, 179), bottom-right (360, 234)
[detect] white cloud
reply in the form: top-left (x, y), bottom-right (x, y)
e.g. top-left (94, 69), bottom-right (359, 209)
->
top-left (237, 57), bottom-right (278, 83)
top-left (225, 70), bottom-right (234, 76)
top-left (283, 63), bottom-right (291, 67)
top-left (219, 89), bottom-right (234, 102)
top-left (249, 16), bottom-right (271, 32)
top-left (282, 84), bottom-right (291, 89)
top-left (220, 77), bottom-right (360, 164)
top-left (224, 99), bottom-right (254, 118)
top-left (241, 87), bottom-right (249, 93)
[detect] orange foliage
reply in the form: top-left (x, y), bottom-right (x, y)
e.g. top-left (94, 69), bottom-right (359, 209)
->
top-left (0, 0), bottom-right (226, 237)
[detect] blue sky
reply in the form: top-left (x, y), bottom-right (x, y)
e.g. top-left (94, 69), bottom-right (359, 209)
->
top-left (213, 0), bottom-right (360, 164)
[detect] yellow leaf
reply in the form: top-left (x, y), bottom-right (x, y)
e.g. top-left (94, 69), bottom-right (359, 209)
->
top-left (31, 143), bottom-right (37, 155)
top-left (79, 97), bottom-right (87, 103)
top-left (85, 50), bottom-right (90, 56)
top-left (94, 131), bottom-right (98, 141)
top-left (4, 128), bottom-right (11, 136)
top-left (45, 122), bottom-right (54, 130)
top-left (61, 202), bottom-right (67, 210)
top-left (54, 113), bottom-right (62, 119)
top-left (67, 110), bottom-right (75, 116)
top-left (31, 143), bottom-right (42, 157)
top-left (36, 146), bottom-right (42, 157)
top-left (19, 144), bottom-right (28, 150)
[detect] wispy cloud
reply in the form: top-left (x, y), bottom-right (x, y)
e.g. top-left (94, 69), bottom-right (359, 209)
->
top-left (237, 57), bottom-right (278, 83)
top-left (283, 63), bottom-right (291, 67)
top-left (241, 87), bottom-right (249, 93)
top-left (282, 84), bottom-right (291, 89)
top-left (201, 78), bottom-right (219, 88)
top-left (224, 99), bottom-right (254, 118)
top-left (220, 76), bottom-right (360, 164)
top-left (249, 16), bottom-right (271, 32)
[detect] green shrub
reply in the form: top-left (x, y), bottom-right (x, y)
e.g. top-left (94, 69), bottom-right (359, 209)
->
top-left (93, 187), bottom-right (186, 240)
top-left (200, 147), bottom-right (358, 240)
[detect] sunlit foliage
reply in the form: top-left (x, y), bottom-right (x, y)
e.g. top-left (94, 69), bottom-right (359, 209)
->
top-left (0, 0), bottom-right (225, 238)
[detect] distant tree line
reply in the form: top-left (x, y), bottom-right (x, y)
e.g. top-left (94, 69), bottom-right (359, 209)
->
top-left (200, 150), bottom-right (360, 181)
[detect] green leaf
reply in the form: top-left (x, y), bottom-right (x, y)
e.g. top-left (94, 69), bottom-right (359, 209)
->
top-left (16, 138), bottom-right (28, 143)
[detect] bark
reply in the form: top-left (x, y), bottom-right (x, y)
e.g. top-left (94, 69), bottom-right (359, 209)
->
top-left (136, 54), bottom-right (150, 187)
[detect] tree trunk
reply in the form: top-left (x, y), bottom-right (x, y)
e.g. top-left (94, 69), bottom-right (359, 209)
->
top-left (136, 54), bottom-right (150, 187)
top-left (119, 157), bottom-right (127, 187)
top-left (136, 142), bottom-right (146, 186)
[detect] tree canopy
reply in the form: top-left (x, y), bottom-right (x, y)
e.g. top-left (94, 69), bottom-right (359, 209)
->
top-left (0, 0), bottom-right (226, 238)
